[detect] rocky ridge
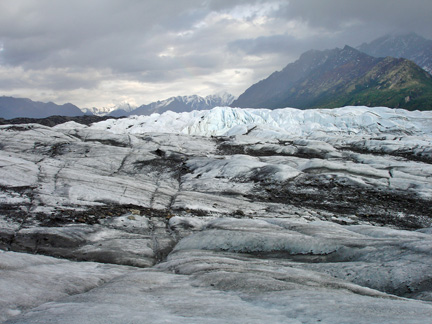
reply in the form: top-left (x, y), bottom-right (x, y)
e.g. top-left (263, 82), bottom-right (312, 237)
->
top-left (232, 46), bottom-right (432, 110)
top-left (358, 32), bottom-right (432, 74)
top-left (109, 92), bottom-right (236, 117)
top-left (0, 96), bottom-right (84, 119)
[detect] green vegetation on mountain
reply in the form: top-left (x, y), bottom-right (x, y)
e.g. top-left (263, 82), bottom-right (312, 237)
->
top-left (232, 46), bottom-right (432, 111)
top-left (306, 58), bottom-right (432, 110)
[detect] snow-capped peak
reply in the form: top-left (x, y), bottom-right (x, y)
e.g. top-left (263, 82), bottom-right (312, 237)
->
top-left (204, 91), bottom-right (236, 105)
top-left (116, 92), bottom-right (236, 116)
top-left (81, 93), bottom-right (236, 117)
top-left (82, 102), bottom-right (137, 116)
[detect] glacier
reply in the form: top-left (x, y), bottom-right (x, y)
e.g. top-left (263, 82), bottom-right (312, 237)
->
top-left (1, 106), bottom-right (432, 323)
top-left (90, 106), bottom-right (432, 137)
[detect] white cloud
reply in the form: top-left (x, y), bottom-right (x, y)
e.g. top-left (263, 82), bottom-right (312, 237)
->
top-left (226, 1), bottom-right (282, 21)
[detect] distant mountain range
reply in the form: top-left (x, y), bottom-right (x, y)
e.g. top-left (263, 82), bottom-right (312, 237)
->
top-left (2, 33), bottom-right (432, 118)
top-left (0, 96), bottom-right (84, 119)
top-left (0, 93), bottom-right (235, 120)
top-left (108, 92), bottom-right (236, 117)
top-left (358, 33), bottom-right (432, 74)
top-left (232, 44), bottom-right (432, 110)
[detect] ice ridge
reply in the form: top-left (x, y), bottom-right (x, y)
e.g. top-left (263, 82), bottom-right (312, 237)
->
top-left (91, 106), bottom-right (432, 138)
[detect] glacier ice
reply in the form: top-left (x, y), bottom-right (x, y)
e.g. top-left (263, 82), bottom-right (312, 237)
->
top-left (90, 106), bottom-right (432, 137)
top-left (1, 106), bottom-right (432, 323)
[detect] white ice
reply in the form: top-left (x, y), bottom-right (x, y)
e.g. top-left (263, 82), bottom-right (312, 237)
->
top-left (1, 106), bottom-right (432, 323)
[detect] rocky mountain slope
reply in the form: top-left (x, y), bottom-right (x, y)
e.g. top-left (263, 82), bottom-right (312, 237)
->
top-left (232, 46), bottom-right (432, 110)
top-left (358, 33), bottom-right (432, 74)
top-left (109, 92), bottom-right (235, 117)
top-left (1, 106), bottom-right (432, 323)
top-left (0, 96), bottom-right (84, 119)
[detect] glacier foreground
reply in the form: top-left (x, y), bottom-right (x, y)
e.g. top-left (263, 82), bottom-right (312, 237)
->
top-left (1, 106), bottom-right (432, 323)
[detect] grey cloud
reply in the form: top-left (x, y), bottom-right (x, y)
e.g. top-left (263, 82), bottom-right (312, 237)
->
top-left (0, 0), bottom-right (431, 107)
top-left (279, 0), bottom-right (432, 38)
top-left (227, 27), bottom-right (388, 61)
top-left (227, 0), bottom-right (432, 69)
top-left (229, 34), bottom-right (305, 55)
top-left (0, 67), bottom-right (102, 91)
top-left (2, 0), bottom-right (429, 73)
top-left (0, 1), bottom-right (211, 67)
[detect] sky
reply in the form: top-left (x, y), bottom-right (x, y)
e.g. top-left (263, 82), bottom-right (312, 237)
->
top-left (0, 0), bottom-right (431, 109)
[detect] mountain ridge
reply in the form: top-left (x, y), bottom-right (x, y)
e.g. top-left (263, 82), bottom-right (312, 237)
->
top-left (82, 102), bottom-right (137, 117)
top-left (231, 45), bottom-right (432, 110)
top-left (357, 32), bottom-right (432, 74)
top-left (108, 92), bottom-right (236, 117)
top-left (0, 96), bottom-right (84, 119)
top-left (3, 33), bottom-right (432, 117)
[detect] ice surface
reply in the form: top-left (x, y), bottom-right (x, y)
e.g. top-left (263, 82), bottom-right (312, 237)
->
top-left (4, 272), bottom-right (431, 324)
top-left (7, 216), bottom-right (429, 323)
top-left (91, 106), bottom-right (432, 137)
top-left (1, 106), bottom-right (432, 323)
top-left (0, 251), bottom-right (132, 322)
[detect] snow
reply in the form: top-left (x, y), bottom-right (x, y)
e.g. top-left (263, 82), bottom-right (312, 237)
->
top-left (81, 102), bottom-right (137, 116)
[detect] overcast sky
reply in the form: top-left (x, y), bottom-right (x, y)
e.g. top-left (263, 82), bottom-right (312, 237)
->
top-left (1, 0), bottom-right (431, 108)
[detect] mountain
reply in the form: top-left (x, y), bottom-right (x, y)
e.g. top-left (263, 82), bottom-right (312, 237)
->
top-left (231, 46), bottom-right (432, 110)
top-left (357, 33), bottom-right (432, 74)
top-left (82, 102), bottom-right (137, 117)
top-left (0, 96), bottom-right (84, 119)
top-left (110, 92), bottom-right (236, 117)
